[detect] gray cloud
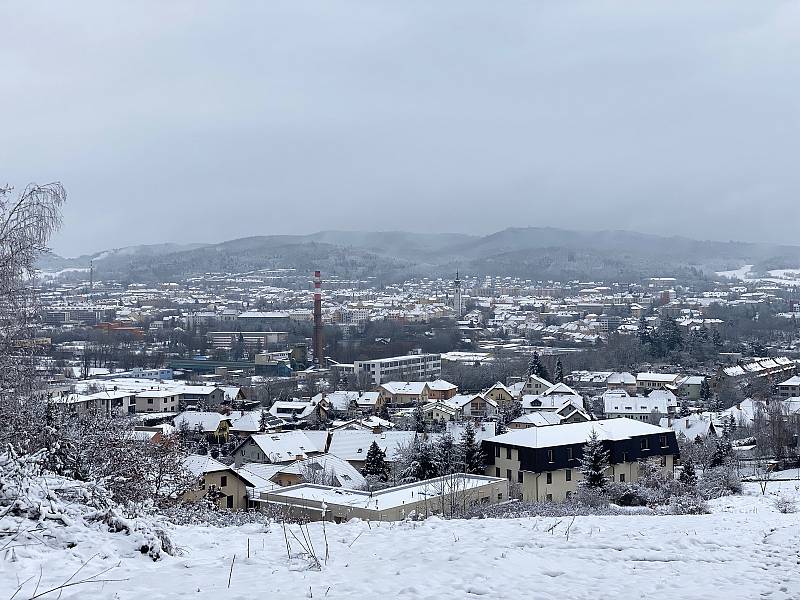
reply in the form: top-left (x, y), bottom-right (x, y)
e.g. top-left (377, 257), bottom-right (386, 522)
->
top-left (2, 1), bottom-right (799, 256)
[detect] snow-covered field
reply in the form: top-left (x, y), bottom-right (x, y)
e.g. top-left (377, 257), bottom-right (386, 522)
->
top-left (2, 482), bottom-right (799, 600)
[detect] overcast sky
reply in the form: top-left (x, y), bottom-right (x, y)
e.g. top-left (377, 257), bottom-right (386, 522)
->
top-left (2, 1), bottom-right (799, 256)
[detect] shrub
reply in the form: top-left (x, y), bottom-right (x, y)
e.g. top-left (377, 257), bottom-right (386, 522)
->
top-left (669, 494), bottom-right (709, 515)
top-left (697, 465), bottom-right (742, 499)
top-left (773, 496), bottom-right (797, 514)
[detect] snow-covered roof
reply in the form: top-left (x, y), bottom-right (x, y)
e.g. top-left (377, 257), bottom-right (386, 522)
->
top-left (636, 372), bottom-right (680, 383)
top-left (240, 431), bottom-right (324, 463)
top-left (778, 375), bottom-right (800, 386)
top-left (606, 372), bottom-right (636, 385)
top-left (379, 382), bottom-right (429, 395)
top-left (486, 418), bottom-right (670, 449)
top-left (312, 391), bottom-right (360, 411)
top-left (511, 412), bottom-right (563, 427)
top-left (174, 411), bottom-right (227, 432)
top-left (659, 415), bottom-right (716, 439)
top-left (327, 430), bottom-right (422, 462)
top-left (542, 382), bottom-right (579, 397)
top-left (184, 454), bottom-right (230, 477)
top-left (428, 379), bottom-right (457, 391)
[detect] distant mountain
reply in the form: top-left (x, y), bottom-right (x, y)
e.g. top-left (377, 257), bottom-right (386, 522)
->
top-left (39, 228), bottom-right (800, 284)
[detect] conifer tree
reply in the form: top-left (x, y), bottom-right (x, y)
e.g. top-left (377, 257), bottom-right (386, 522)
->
top-left (527, 352), bottom-right (550, 382)
top-left (378, 402), bottom-right (391, 421)
top-left (578, 430), bottom-right (610, 490)
top-left (402, 437), bottom-right (437, 482)
top-left (679, 397), bottom-right (691, 418)
top-left (679, 459), bottom-right (697, 488)
top-left (637, 315), bottom-right (650, 346)
top-left (362, 441), bottom-right (390, 481)
top-left (433, 432), bottom-right (463, 476)
top-left (460, 422), bottom-right (484, 474)
top-left (709, 423), bottom-right (733, 468)
top-left (259, 408), bottom-right (270, 432)
top-left (412, 404), bottom-right (427, 433)
top-left (554, 359), bottom-right (564, 384)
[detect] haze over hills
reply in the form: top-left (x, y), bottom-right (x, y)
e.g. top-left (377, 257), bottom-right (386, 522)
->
top-left (38, 227), bottom-right (800, 284)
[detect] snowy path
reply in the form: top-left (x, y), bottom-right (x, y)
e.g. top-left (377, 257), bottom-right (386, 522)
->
top-left (2, 485), bottom-right (799, 599)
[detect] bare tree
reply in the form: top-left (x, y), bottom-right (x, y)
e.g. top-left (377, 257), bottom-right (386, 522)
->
top-left (0, 183), bottom-right (65, 450)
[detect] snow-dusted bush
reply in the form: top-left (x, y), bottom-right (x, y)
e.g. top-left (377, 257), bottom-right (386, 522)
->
top-left (668, 494), bottom-right (709, 515)
top-left (697, 465), bottom-right (742, 500)
top-left (574, 486), bottom-right (610, 508)
top-left (773, 496), bottom-right (797, 514)
top-left (466, 499), bottom-right (653, 519)
top-left (0, 446), bottom-right (175, 560)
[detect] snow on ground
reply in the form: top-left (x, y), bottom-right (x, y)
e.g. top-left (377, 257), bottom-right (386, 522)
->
top-left (2, 482), bottom-right (799, 600)
top-left (716, 264), bottom-right (754, 280)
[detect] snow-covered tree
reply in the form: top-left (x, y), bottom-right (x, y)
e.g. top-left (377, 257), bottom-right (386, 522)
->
top-left (362, 441), bottom-right (389, 481)
top-left (554, 359), bottom-right (564, 384)
top-left (460, 422), bottom-right (484, 475)
top-left (578, 430), bottom-right (610, 490)
top-left (679, 459), bottom-right (698, 488)
top-left (527, 352), bottom-right (550, 381)
top-left (412, 404), bottom-right (427, 434)
top-left (399, 437), bottom-right (437, 482)
top-left (679, 397), bottom-right (691, 418)
top-left (258, 408), bottom-right (270, 432)
top-left (433, 432), bottom-right (463, 476)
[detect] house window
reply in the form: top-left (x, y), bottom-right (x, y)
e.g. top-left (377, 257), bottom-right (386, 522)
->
top-left (226, 495), bottom-right (233, 509)
top-left (546, 493), bottom-right (553, 501)
top-left (495, 467), bottom-right (501, 477)
top-left (640, 438), bottom-right (650, 451)
top-left (659, 434), bottom-right (668, 448)
top-left (506, 447), bottom-right (512, 460)
top-left (566, 447), bottom-right (573, 461)
top-left (546, 472), bottom-right (552, 485)
top-left (517, 471), bottom-right (523, 483)
top-left (620, 474), bottom-right (625, 482)
top-left (565, 469), bottom-right (572, 482)
top-left (661, 456), bottom-right (667, 467)
top-left (566, 491), bottom-right (573, 499)
top-left (506, 469), bottom-right (512, 480)
top-left (220, 475), bottom-right (228, 487)
top-left (622, 452), bottom-right (629, 462)
top-left (147, 399), bottom-right (153, 404)
top-left (495, 446), bottom-right (501, 458)
top-left (547, 449), bottom-right (554, 463)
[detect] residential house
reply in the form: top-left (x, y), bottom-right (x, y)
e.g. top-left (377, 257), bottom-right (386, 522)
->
top-left (636, 372), bottom-right (681, 394)
top-left (606, 372), bottom-right (637, 395)
top-left (182, 455), bottom-right (253, 510)
top-left (232, 430), bottom-right (324, 466)
top-left (482, 418), bottom-right (678, 502)
top-left (522, 374), bottom-right (553, 396)
top-left (777, 375), bottom-right (800, 399)
top-left (378, 382), bottom-right (430, 407)
top-left (173, 411), bottom-right (231, 442)
top-left (427, 379), bottom-right (458, 400)
top-left (135, 389), bottom-right (180, 413)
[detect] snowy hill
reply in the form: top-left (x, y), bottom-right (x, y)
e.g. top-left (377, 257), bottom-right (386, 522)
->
top-left (2, 481), bottom-right (798, 599)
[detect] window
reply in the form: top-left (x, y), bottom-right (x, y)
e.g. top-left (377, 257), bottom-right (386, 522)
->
top-left (566, 447), bottom-right (573, 461)
top-left (622, 452), bottom-right (629, 462)
top-left (546, 494), bottom-right (553, 502)
top-left (497, 493), bottom-right (503, 501)
top-left (506, 447), bottom-right (512, 460)
top-left (546, 472), bottom-right (552, 484)
top-left (565, 469), bottom-right (572, 482)
top-left (506, 469), bottom-right (512, 480)
top-left (640, 438), bottom-right (650, 451)
top-left (661, 456), bottom-right (667, 467)
top-left (220, 476), bottom-right (228, 488)
top-left (566, 491), bottom-right (573, 499)
top-left (495, 467), bottom-right (501, 477)
top-left (619, 474), bottom-right (625, 482)
top-left (659, 434), bottom-right (668, 448)
top-left (517, 471), bottom-right (523, 483)
top-left (495, 446), bottom-right (501, 458)
top-left (147, 399), bottom-right (153, 404)
top-left (547, 449), bottom-right (554, 463)
top-left (226, 495), bottom-right (234, 509)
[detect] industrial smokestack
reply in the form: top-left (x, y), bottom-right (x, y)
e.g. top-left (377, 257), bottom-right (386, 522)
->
top-left (313, 270), bottom-right (324, 367)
